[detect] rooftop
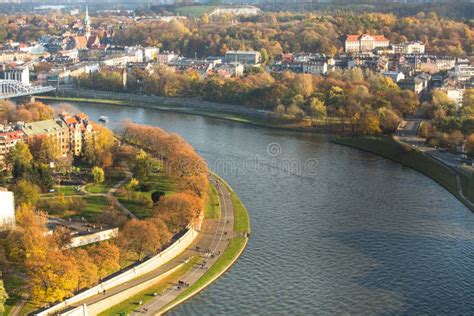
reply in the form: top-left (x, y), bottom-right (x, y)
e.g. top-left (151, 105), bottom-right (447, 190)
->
top-left (22, 119), bottom-right (68, 137)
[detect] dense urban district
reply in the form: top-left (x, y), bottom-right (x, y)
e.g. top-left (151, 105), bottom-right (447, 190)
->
top-left (0, 1), bottom-right (473, 315)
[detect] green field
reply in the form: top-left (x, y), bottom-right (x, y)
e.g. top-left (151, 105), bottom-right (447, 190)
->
top-left (175, 5), bottom-right (216, 16)
top-left (117, 160), bottom-right (176, 219)
top-left (204, 183), bottom-right (220, 219)
top-left (334, 135), bottom-right (473, 209)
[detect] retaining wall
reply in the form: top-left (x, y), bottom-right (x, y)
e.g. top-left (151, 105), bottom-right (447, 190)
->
top-left (36, 226), bottom-right (198, 315)
top-left (54, 88), bottom-right (270, 119)
top-left (85, 263), bottom-right (183, 315)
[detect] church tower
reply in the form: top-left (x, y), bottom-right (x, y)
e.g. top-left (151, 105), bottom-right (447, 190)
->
top-left (84, 5), bottom-right (91, 40)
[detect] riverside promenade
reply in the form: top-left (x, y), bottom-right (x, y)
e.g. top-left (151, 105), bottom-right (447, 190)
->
top-left (133, 176), bottom-right (238, 315)
top-left (51, 174), bottom-right (246, 315)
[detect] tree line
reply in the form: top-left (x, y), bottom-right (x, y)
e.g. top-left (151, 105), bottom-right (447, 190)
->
top-left (0, 101), bottom-right (209, 306)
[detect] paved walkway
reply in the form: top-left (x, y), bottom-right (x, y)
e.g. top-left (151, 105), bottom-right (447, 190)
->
top-left (133, 176), bottom-right (235, 315)
top-left (57, 175), bottom-right (234, 315)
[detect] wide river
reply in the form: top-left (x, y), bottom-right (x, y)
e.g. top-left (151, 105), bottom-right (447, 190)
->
top-left (49, 101), bottom-right (474, 314)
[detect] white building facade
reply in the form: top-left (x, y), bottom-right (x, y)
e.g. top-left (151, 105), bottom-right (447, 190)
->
top-left (0, 190), bottom-right (15, 230)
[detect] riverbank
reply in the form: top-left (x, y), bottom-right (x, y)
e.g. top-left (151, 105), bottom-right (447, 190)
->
top-left (157, 174), bottom-right (250, 315)
top-left (37, 94), bottom-right (349, 134)
top-left (334, 135), bottom-right (474, 212)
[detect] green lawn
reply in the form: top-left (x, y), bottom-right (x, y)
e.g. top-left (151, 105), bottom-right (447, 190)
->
top-left (56, 185), bottom-right (82, 196)
top-left (175, 5), bottom-right (216, 16)
top-left (98, 257), bottom-right (201, 316)
top-left (335, 136), bottom-right (461, 201)
top-left (204, 183), bottom-right (220, 219)
top-left (80, 196), bottom-right (110, 219)
top-left (117, 161), bottom-right (176, 219)
top-left (85, 183), bottom-right (110, 194)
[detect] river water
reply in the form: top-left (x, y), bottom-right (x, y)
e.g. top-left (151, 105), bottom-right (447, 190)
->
top-left (49, 101), bottom-right (474, 315)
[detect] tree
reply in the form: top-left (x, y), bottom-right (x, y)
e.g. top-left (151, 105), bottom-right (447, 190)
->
top-left (377, 107), bottom-right (401, 134)
top-left (12, 179), bottom-right (40, 206)
top-left (29, 136), bottom-right (60, 163)
top-left (0, 280), bottom-right (8, 314)
top-left (307, 97), bottom-right (327, 123)
top-left (8, 142), bottom-right (33, 178)
top-left (151, 190), bottom-right (165, 204)
top-left (359, 112), bottom-right (381, 135)
top-left (466, 134), bottom-right (474, 156)
top-left (87, 242), bottom-right (120, 278)
top-left (260, 48), bottom-right (270, 65)
top-left (119, 220), bottom-right (163, 260)
top-left (92, 166), bottom-right (105, 184)
top-left (154, 192), bottom-right (203, 232)
top-left (132, 150), bottom-right (153, 182)
top-left (71, 249), bottom-right (99, 290)
top-left (28, 250), bottom-right (79, 304)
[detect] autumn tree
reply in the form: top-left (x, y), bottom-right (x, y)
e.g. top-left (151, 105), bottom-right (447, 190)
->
top-left (92, 166), bottom-right (105, 184)
top-left (0, 280), bottom-right (8, 314)
top-left (154, 192), bottom-right (203, 232)
top-left (359, 112), bottom-right (381, 135)
top-left (12, 179), bottom-right (40, 207)
top-left (119, 220), bottom-right (163, 260)
top-left (87, 242), bottom-right (121, 278)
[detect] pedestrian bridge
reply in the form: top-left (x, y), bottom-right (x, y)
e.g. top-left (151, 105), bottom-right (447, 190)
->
top-left (0, 80), bottom-right (55, 100)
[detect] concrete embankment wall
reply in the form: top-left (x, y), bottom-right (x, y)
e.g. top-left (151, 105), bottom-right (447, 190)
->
top-left (36, 226), bottom-right (199, 316)
top-left (55, 88), bottom-right (270, 119)
top-left (86, 263), bottom-right (183, 315)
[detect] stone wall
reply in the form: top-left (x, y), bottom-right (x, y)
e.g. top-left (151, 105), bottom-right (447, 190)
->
top-left (55, 88), bottom-right (271, 119)
top-left (36, 226), bottom-right (199, 316)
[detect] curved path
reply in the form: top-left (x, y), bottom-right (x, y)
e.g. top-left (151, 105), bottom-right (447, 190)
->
top-left (57, 175), bottom-right (234, 315)
top-left (133, 176), bottom-right (235, 315)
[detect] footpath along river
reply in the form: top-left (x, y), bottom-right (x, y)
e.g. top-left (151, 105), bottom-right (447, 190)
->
top-left (49, 101), bottom-right (474, 314)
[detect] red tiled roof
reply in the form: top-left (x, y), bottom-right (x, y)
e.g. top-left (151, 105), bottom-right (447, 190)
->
top-left (64, 117), bottom-right (78, 125)
top-left (0, 130), bottom-right (25, 141)
top-left (346, 34), bottom-right (388, 42)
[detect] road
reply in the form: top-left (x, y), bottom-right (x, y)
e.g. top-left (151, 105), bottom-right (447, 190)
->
top-left (133, 176), bottom-right (235, 315)
top-left (57, 175), bottom-right (235, 315)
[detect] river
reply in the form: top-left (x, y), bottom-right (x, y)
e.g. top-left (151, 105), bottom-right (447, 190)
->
top-left (49, 101), bottom-right (474, 314)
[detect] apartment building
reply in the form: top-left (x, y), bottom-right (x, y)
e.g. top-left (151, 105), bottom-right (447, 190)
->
top-left (0, 130), bottom-right (25, 168)
top-left (345, 34), bottom-right (390, 53)
top-left (22, 119), bottom-right (70, 157)
top-left (224, 50), bottom-right (261, 65)
top-left (392, 42), bottom-right (425, 54)
top-left (59, 113), bottom-right (94, 156)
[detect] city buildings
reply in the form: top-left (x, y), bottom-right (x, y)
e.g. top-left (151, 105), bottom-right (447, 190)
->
top-left (392, 42), bottom-right (425, 54)
top-left (0, 63), bottom-right (30, 85)
top-left (0, 129), bottom-right (24, 168)
top-left (59, 113), bottom-right (94, 156)
top-left (224, 50), bottom-right (261, 65)
top-left (345, 34), bottom-right (390, 53)
top-left (21, 119), bottom-right (70, 157)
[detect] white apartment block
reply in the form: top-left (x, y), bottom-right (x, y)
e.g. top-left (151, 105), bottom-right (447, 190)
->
top-left (224, 50), bottom-right (261, 65)
top-left (345, 34), bottom-right (390, 53)
top-left (303, 61), bottom-right (328, 75)
top-left (393, 42), bottom-right (425, 54)
top-left (0, 189), bottom-right (15, 231)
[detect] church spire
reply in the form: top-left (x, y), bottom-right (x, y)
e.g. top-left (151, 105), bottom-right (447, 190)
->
top-left (84, 5), bottom-right (91, 40)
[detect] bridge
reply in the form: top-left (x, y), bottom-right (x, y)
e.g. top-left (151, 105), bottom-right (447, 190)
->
top-left (0, 80), bottom-right (55, 100)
